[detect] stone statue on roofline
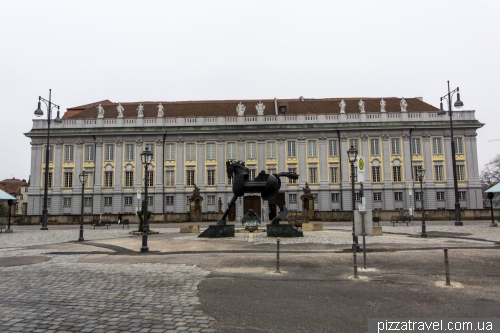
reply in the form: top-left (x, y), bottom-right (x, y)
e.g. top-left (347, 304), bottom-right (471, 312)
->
top-left (339, 99), bottom-right (346, 113)
top-left (117, 103), bottom-right (124, 118)
top-left (137, 103), bottom-right (144, 117)
top-left (157, 103), bottom-right (164, 117)
top-left (400, 98), bottom-right (408, 112)
top-left (256, 102), bottom-right (265, 116)
top-left (236, 102), bottom-right (245, 116)
top-left (358, 99), bottom-right (365, 113)
top-left (97, 104), bottom-right (105, 118)
top-left (380, 99), bottom-right (386, 112)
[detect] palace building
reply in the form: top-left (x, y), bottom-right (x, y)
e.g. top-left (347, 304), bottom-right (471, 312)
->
top-left (25, 96), bottom-right (484, 221)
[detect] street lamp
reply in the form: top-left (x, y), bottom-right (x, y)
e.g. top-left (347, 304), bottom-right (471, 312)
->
top-left (416, 167), bottom-right (427, 238)
top-left (7, 199), bottom-right (14, 233)
top-left (78, 171), bottom-right (88, 241)
top-left (34, 89), bottom-right (62, 230)
top-left (347, 145), bottom-right (359, 250)
top-left (438, 81), bottom-right (464, 226)
top-left (140, 147), bottom-right (153, 252)
top-left (487, 192), bottom-right (497, 227)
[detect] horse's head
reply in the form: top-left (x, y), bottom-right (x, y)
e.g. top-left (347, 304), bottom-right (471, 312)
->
top-left (226, 160), bottom-right (249, 179)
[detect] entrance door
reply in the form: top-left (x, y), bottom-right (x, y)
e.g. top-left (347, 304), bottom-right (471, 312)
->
top-left (243, 196), bottom-right (261, 217)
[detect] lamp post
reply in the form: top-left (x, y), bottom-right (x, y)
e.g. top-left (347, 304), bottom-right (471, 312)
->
top-left (78, 171), bottom-right (88, 241)
top-left (416, 167), bottom-right (427, 237)
top-left (140, 147), bottom-right (153, 252)
top-left (487, 192), bottom-right (497, 227)
top-left (347, 145), bottom-right (359, 250)
top-left (34, 89), bottom-right (62, 230)
top-left (438, 81), bottom-right (464, 226)
top-left (7, 199), bottom-right (13, 233)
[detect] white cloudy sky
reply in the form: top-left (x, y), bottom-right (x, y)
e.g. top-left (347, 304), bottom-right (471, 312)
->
top-left (1, 0), bottom-right (499, 181)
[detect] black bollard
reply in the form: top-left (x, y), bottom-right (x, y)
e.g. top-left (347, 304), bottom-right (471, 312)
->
top-left (444, 248), bottom-right (451, 286)
top-left (353, 243), bottom-right (358, 279)
top-left (275, 238), bottom-right (280, 273)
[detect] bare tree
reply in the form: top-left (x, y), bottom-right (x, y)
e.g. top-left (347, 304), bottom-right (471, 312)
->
top-left (481, 154), bottom-right (500, 190)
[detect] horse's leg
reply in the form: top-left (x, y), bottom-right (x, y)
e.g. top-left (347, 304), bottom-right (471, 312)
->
top-left (216, 195), bottom-right (238, 225)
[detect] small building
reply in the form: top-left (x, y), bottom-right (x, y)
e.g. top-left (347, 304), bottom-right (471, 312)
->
top-left (0, 178), bottom-right (29, 215)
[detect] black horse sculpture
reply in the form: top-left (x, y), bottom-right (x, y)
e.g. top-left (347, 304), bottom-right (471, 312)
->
top-left (217, 160), bottom-right (299, 225)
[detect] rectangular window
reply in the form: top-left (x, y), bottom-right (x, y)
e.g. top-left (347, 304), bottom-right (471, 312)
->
top-left (289, 193), bottom-right (297, 203)
top-left (411, 138), bottom-right (421, 155)
top-left (355, 192), bottom-right (361, 202)
top-left (307, 140), bottom-right (317, 157)
top-left (370, 139), bottom-right (380, 155)
top-left (227, 175), bottom-right (233, 185)
top-left (392, 166), bottom-right (402, 182)
top-left (207, 195), bottom-right (215, 205)
top-left (165, 170), bottom-right (175, 186)
top-left (147, 171), bottom-right (154, 187)
top-left (287, 140), bottom-right (296, 157)
top-left (373, 192), bottom-right (382, 201)
top-left (249, 169), bottom-right (256, 181)
top-left (85, 145), bottom-right (94, 161)
top-left (84, 197), bottom-right (93, 206)
top-left (104, 197), bottom-right (113, 206)
top-left (435, 165), bottom-right (444, 181)
top-left (206, 143), bottom-right (216, 160)
top-left (165, 143), bottom-right (175, 160)
top-left (64, 172), bottom-right (73, 188)
top-left (330, 167), bottom-right (339, 183)
top-left (391, 138), bottom-right (401, 155)
top-left (124, 197), bottom-right (133, 205)
top-left (186, 170), bottom-right (195, 186)
top-left (166, 196), bottom-right (174, 205)
top-left (456, 165), bottom-right (465, 181)
top-left (47, 198), bottom-right (51, 208)
top-left (148, 196), bottom-right (153, 205)
top-left (125, 171), bottom-right (134, 187)
top-left (432, 137), bottom-right (442, 155)
top-left (104, 171), bottom-right (113, 187)
top-left (145, 143), bottom-right (154, 160)
top-left (105, 144), bottom-right (114, 161)
top-left (44, 171), bottom-right (53, 188)
top-left (328, 139), bottom-right (338, 156)
top-left (372, 166), bottom-right (381, 183)
top-left (227, 142), bottom-right (236, 159)
top-left (247, 142), bottom-right (256, 159)
top-left (458, 191), bottom-right (467, 200)
top-left (331, 193), bottom-right (340, 202)
top-left (267, 167), bottom-right (276, 175)
top-left (65, 145), bottom-right (74, 163)
top-left (85, 172), bottom-right (94, 188)
top-left (437, 192), bottom-right (445, 201)
top-left (308, 168), bottom-right (317, 183)
top-left (313, 194), bottom-right (318, 202)
top-left (186, 143), bottom-right (196, 160)
top-left (394, 192), bottom-right (403, 201)
top-left (415, 192), bottom-right (422, 201)
top-left (288, 168), bottom-right (297, 183)
top-left (207, 170), bottom-right (215, 186)
top-left (63, 197), bottom-right (72, 207)
top-left (412, 166), bottom-right (421, 181)
top-left (349, 139), bottom-right (359, 152)
top-left (45, 144), bottom-right (54, 163)
top-left (266, 141), bottom-right (276, 158)
top-left (454, 137), bottom-right (464, 154)
top-left (125, 144), bottom-right (134, 160)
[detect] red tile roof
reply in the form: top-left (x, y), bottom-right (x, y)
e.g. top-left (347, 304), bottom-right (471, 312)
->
top-left (0, 178), bottom-right (29, 196)
top-left (62, 97), bottom-right (438, 119)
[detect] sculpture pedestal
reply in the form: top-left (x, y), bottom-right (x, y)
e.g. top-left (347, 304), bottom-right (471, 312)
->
top-left (266, 224), bottom-right (303, 237)
top-left (198, 225), bottom-right (235, 238)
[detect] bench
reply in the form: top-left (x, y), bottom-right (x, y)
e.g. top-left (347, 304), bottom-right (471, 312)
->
top-left (0, 225), bottom-right (6, 233)
top-left (91, 220), bottom-right (111, 229)
top-left (390, 215), bottom-right (410, 226)
top-left (122, 219), bottom-right (130, 229)
top-left (372, 217), bottom-right (380, 226)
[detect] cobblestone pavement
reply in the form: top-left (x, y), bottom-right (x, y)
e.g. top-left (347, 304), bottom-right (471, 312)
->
top-left (0, 249), bottom-right (215, 333)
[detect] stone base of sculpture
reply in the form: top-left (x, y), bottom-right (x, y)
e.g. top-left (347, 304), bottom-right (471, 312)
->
top-left (266, 224), bottom-right (303, 237)
top-left (198, 225), bottom-right (235, 238)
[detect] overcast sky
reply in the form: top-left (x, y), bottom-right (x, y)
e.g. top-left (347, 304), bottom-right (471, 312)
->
top-left (1, 0), bottom-right (499, 181)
